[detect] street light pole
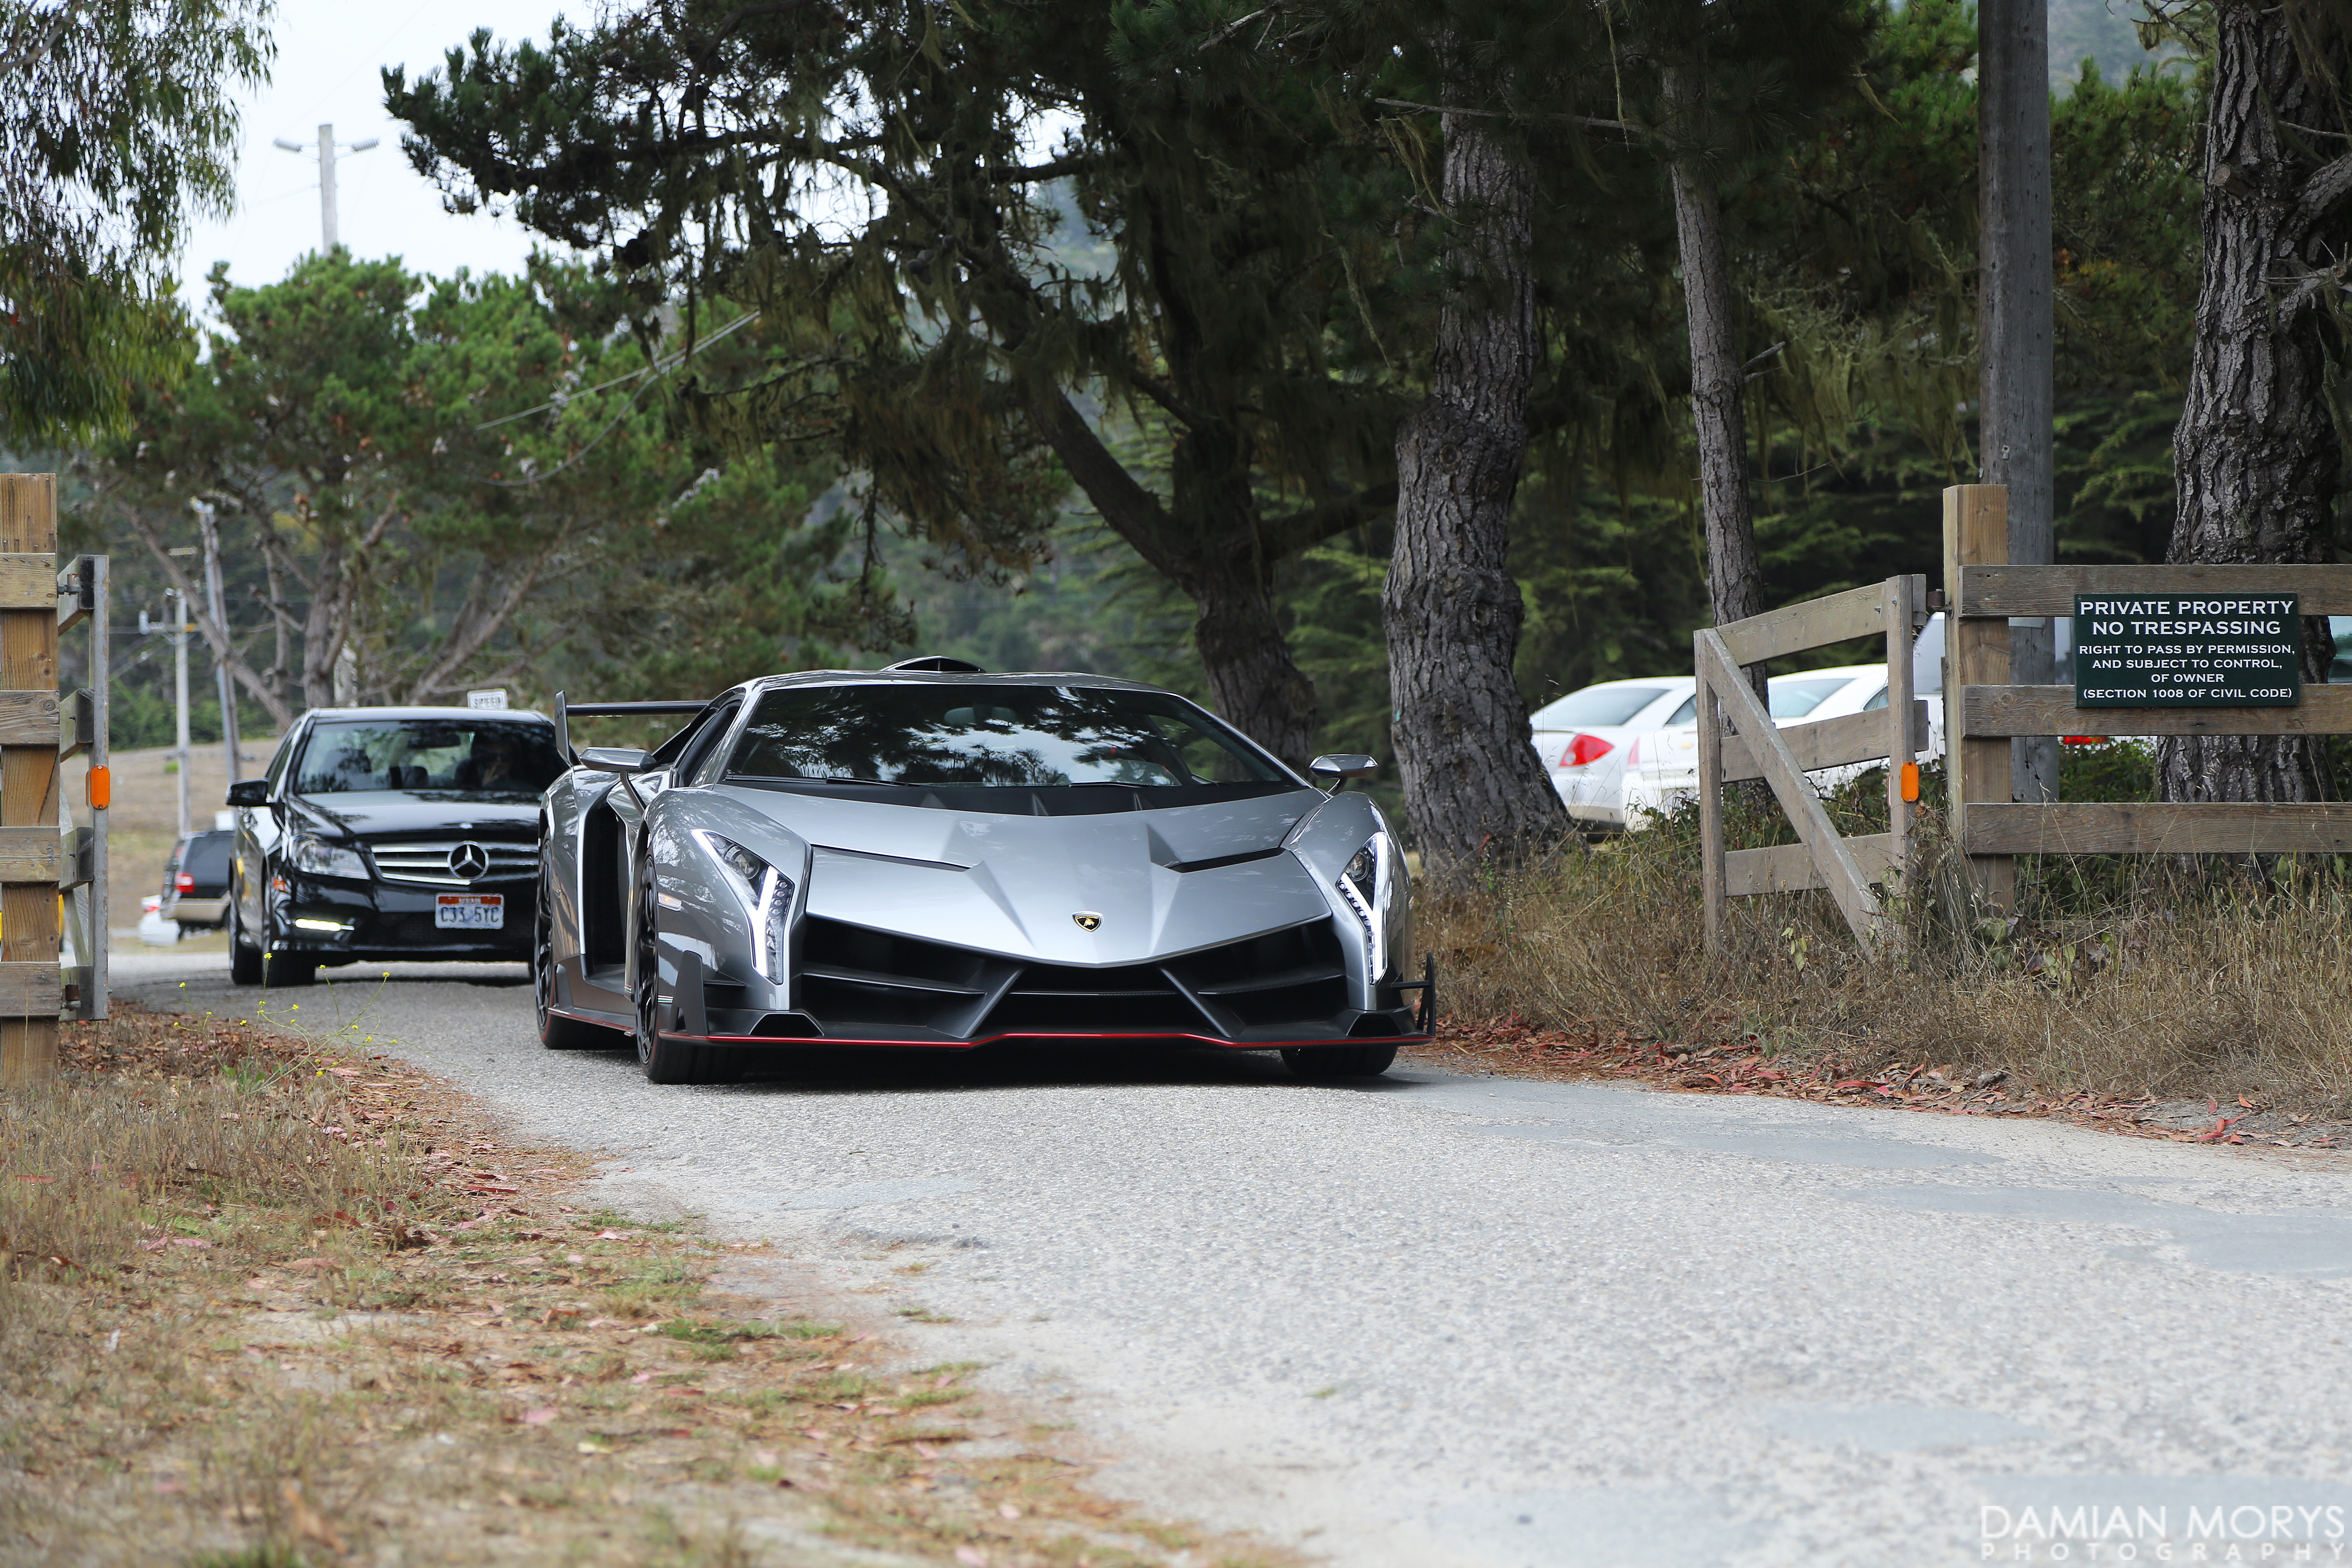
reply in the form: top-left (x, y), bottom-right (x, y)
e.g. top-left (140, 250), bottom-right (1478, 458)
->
top-left (191, 502), bottom-right (242, 785)
top-left (270, 123), bottom-right (379, 250)
top-left (1979, 0), bottom-right (2058, 803)
top-left (168, 587), bottom-right (190, 840)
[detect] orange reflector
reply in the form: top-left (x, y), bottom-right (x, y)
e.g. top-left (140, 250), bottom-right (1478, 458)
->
top-left (89, 766), bottom-right (110, 810)
top-left (1899, 761), bottom-right (1920, 803)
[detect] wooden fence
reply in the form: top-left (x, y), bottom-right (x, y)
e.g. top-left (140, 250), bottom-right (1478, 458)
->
top-left (0, 474), bottom-right (64, 1085)
top-left (1697, 573), bottom-right (1931, 958)
top-left (1698, 481), bottom-right (2352, 961)
top-left (1944, 481), bottom-right (2352, 907)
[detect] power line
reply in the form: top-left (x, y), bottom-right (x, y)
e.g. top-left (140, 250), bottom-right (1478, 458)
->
top-left (473, 308), bottom-right (759, 431)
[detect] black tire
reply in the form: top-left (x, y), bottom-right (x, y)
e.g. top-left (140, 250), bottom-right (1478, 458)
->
top-left (630, 849), bottom-right (739, 1085)
top-left (228, 893), bottom-right (263, 986)
top-left (535, 869), bottom-right (608, 1050)
top-left (261, 942), bottom-right (317, 989)
top-left (1280, 1042), bottom-right (1399, 1080)
top-left (234, 866), bottom-right (316, 989)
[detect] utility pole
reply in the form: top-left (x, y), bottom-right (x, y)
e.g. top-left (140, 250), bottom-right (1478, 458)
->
top-left (168, 587), bottom-right (190, 840)
top-left (191, 501), bottom-right (243, 784)
top-left (271, 122), bottom-right (379, 250)
top-left (1979, 0), bottom-right (2058, 803)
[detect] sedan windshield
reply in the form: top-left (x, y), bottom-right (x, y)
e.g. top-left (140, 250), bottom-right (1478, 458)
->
top-left (727, 684), bottom-right (1285, 789)
top-left (293, 720), bottom-right (567, 797)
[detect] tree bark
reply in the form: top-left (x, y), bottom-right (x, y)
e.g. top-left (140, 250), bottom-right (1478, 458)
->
top-left (1664, 59), bottom-right (1767, 700)
top-left (2162, 0), bottom-right (2349, 806)
top-left (1384, 63), bottom-right (1570, 893)
top-left (1033, 390), bottom-right (1323, 767)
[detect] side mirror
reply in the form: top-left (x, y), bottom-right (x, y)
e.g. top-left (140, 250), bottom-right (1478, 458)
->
top-left (578, 746), bottom-right (654, 775)
top-left (225, 779), bottom-right (269, 808)
top-left (1309, 754), bottom-right (1380, 791)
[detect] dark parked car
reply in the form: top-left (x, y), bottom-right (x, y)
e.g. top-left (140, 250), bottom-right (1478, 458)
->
top-left (226, 707), bottom-right (568, 987)
top-left (161, 829), bottom-right (234, 931)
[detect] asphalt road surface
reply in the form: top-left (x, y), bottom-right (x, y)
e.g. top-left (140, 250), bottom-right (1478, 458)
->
top-left (115, 946), bottom-right (2352, 1568)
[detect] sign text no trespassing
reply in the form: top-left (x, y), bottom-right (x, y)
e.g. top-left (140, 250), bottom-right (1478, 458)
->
top-left (2072, 595), bottom-right (2301, 707)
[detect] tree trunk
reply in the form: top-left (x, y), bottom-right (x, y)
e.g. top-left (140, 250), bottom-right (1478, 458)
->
top-left (1032, 391), bottom-right (1323, 768)
top-left (2161, 0), bottom-right (2349, 806)
top-left (1664, 59), bottom-right (1767, 698)
top-left (1192, 557), bottom-right (1317, 767)
top-left (1384, 62), bottom-right (1569, 893)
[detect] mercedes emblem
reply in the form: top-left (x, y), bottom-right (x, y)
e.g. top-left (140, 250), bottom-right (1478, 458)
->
top-left (448, 842), bottom-right (492, 880)
top-left (1073, 912), bottom-right (1102, 931)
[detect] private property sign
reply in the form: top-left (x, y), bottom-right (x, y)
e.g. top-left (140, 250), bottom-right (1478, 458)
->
top-left (2073, 594), bottom-right (2301, 706)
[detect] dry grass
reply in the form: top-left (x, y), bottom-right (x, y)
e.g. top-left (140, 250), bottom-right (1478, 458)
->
top-left (1425, 781), bottom-right (2352, 1118)
top-left (0, 1006), bottom-right (1294, 1568)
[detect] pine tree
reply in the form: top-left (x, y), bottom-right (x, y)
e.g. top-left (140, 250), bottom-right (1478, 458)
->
top-left (387, 0), bottom-right (1412, 765)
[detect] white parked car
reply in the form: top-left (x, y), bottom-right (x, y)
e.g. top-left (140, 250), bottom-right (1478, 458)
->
top-left (1528, 678), bottom-right (1697, 829)
top-left (1623, 663), bottom-right (1945, 827)
top-left (1535, 615), bottom-right (1950, 831)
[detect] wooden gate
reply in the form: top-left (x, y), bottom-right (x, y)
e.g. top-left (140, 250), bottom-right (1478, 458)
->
top-left (1943, 481), bottom-right (2352, 907)
top-left (1696, 573), bottom-right (1931, 958)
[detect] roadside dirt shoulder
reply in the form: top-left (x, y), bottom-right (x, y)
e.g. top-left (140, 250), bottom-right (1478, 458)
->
top-left (0, 1004), bottom-right (1293, 1568)
top-left (1407, 1015), bottom-right (2352, 1154)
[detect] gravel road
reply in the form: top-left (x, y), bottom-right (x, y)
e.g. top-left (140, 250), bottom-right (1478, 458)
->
top-left (114, 946), bottom-right (2352, 1568)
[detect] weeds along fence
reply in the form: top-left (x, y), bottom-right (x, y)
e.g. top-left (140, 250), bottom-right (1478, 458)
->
top-left (1699, 482), bottom-right (2352, 960)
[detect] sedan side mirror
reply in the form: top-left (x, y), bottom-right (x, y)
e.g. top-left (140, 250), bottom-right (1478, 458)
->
top-left (578, 746), bottom-right (654, 775)
top-left (225, 779), bottom-right (269, 808)
top-left (1309, 754), bottom-right (1380, 791)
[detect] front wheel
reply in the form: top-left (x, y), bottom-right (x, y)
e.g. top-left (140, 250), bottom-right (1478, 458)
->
top-left (1280, 1043), bottom-right (1398, 1080)
top-left (535, 870), bottom-right (608, 1051)
top-left (630, 850), bottom-right (739, 1085)
top-left (228, 892), bottom-right (262, 986)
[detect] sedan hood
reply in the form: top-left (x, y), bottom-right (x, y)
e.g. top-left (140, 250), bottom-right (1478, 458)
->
top-left (289, 792), bottom-right (543, 839)
top-left (715, 784), bottom-right (1335, 964)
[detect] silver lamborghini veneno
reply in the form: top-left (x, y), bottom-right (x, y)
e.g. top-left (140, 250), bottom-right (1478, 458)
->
top-left (532, 664), bottom-right (1433, 1085)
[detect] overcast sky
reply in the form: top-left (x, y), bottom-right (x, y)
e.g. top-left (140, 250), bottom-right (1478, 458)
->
top-left (175, 0), bottom-right (582, 312)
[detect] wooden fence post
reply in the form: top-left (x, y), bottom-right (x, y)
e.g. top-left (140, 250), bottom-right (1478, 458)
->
top-left (1698, 670), bottom-right (1725, 955)
top-left (0, 475), bottom-right (59, 1087)
top-left (1883, 574), bottom-right (1917, 908)
top-left (1943, 484), bottom-right (2015, 911)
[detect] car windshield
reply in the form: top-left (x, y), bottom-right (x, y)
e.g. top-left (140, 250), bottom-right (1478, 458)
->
top-left (293, 719), bottom-right (567, 797)
top-left (726, 684), bottom-right (1286, 789)
top-left (1532, 686), bottom-right (1670, 729)
top-left (1769, 678), bottom-right (1855, 719)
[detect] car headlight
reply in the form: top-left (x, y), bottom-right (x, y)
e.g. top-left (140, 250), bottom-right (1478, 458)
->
top-left (292, 835), bottom-right (368, 880)
top-left (1334, 831), bottom-right (1390, 980)
top-left (695, 831), bottom-right (795, 983)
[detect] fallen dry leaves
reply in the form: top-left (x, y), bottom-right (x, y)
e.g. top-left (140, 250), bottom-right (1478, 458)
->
top-left (1405, 1012), bottom-right (2352, 1152)
top-left (1, 1004), bottom-right (1296, 1568)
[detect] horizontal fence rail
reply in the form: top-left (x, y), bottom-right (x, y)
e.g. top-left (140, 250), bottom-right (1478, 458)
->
top-left (1963, 803), bottom-right (2352, 856)
top-left (1962, 685), bottom-right (2352, 738)
top-left (1959, 562), bottom-right (2352, 619)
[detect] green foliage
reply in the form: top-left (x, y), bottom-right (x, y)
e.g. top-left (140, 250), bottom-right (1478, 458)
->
top-left (74, 249), bottom-right (860, 720)
top-left (0, 0), bottom-right (272, 442)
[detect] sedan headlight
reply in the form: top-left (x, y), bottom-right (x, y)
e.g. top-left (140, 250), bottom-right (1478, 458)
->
top-left (292, 835), bottom-right (368, 880)
top-left (1334, 831), bottom-right (1391, 980)
top-left (695, 831), bottom-right (796, 983)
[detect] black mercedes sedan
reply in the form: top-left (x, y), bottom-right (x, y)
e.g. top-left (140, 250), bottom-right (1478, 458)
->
top-left (225, 707), bottom-right (568, 987)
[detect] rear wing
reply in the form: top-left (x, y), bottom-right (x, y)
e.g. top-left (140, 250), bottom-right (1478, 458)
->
top-left (552, 693), bottom-right (714, 764)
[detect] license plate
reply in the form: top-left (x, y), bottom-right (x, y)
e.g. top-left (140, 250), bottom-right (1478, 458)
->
top-left (436, 893), bottom-right (504, 930)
